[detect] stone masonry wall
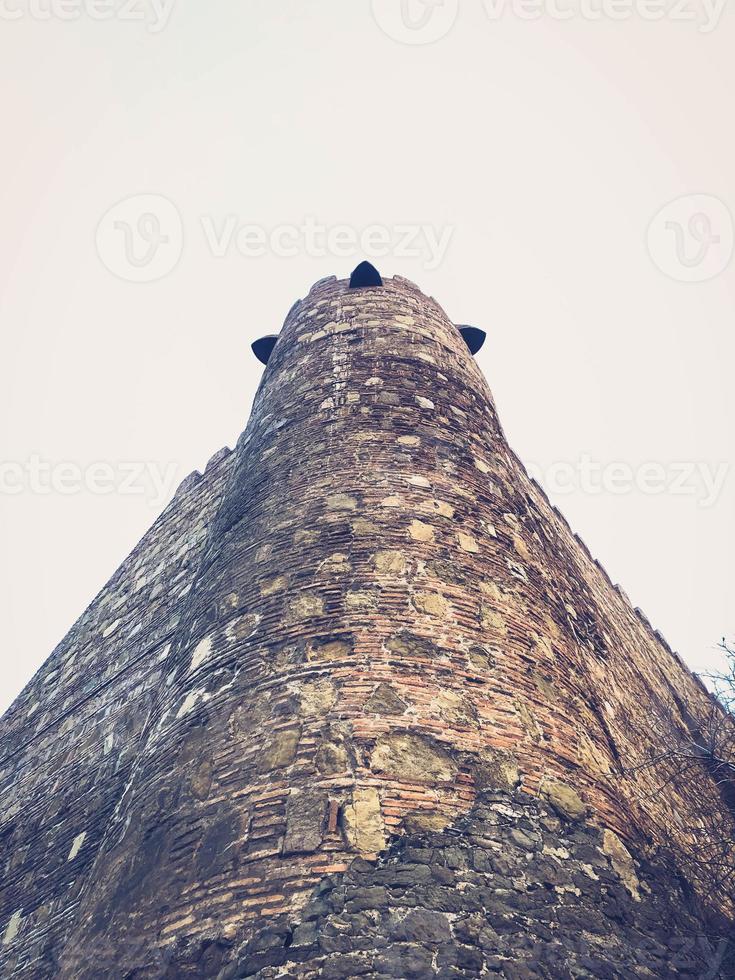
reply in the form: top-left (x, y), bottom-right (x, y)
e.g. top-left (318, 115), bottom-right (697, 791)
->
top-left (0, 450), bottom-right (234, 977)
top-left (225, 788), bottom-right (732, 979)
top-left (1, 272), bottom-right (732, 978)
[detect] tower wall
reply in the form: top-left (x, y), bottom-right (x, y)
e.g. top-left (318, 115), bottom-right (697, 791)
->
top-left (1, 274), bottom-right (732, 978)
top-left (0, 450), bottom-right (234, 978)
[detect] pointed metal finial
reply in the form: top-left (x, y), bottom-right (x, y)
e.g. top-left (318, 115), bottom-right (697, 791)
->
top-left (349, 261), bottom-right (383, 288)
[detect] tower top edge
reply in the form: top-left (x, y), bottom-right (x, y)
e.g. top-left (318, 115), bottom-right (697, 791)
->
top-left (303, 270), bottom-right (428, 298)
top-left (279, 269), bottom-right (446, 333)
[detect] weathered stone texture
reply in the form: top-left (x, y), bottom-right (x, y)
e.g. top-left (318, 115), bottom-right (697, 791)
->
top-left (0, 452), bottom-right (234, 977)
top-left (227, 790), bottom-right (730, 979)
top-left (0, 273), bottom-right (732, 977)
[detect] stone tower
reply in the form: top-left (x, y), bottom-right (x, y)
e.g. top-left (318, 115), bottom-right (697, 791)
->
top-left (0, 269), bottom-right (732, 979)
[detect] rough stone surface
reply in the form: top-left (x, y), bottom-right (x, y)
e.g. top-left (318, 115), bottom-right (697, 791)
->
top-left (601, 829), bottom-right (641, 901)
top-left (540, 780), bottom-right (587, 822)
top-left (221, 790), bottom-right (733, 979)
top-left (0, 273), bottom-right (732, 977)
top-left (343, 788), bottom-right (387, 854)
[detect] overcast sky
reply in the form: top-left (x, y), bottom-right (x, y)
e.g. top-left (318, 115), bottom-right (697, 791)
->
top-left (0, 1), bottom-right (733, 716)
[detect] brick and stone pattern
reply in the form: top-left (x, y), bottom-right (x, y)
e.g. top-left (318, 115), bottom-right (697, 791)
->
top-left (225, 789), bottom-right (731, 979)
top-left (0, 452), bottom-right (235, 977)
top-left (0, 272), bottom-right (732, 978)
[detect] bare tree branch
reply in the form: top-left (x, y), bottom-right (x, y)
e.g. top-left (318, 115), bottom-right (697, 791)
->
top-left (622, 639), bottom-right (735, 918)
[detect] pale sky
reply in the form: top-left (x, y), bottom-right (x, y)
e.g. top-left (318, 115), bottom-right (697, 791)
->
top-left (1, 1), bottom-right (733, 716)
